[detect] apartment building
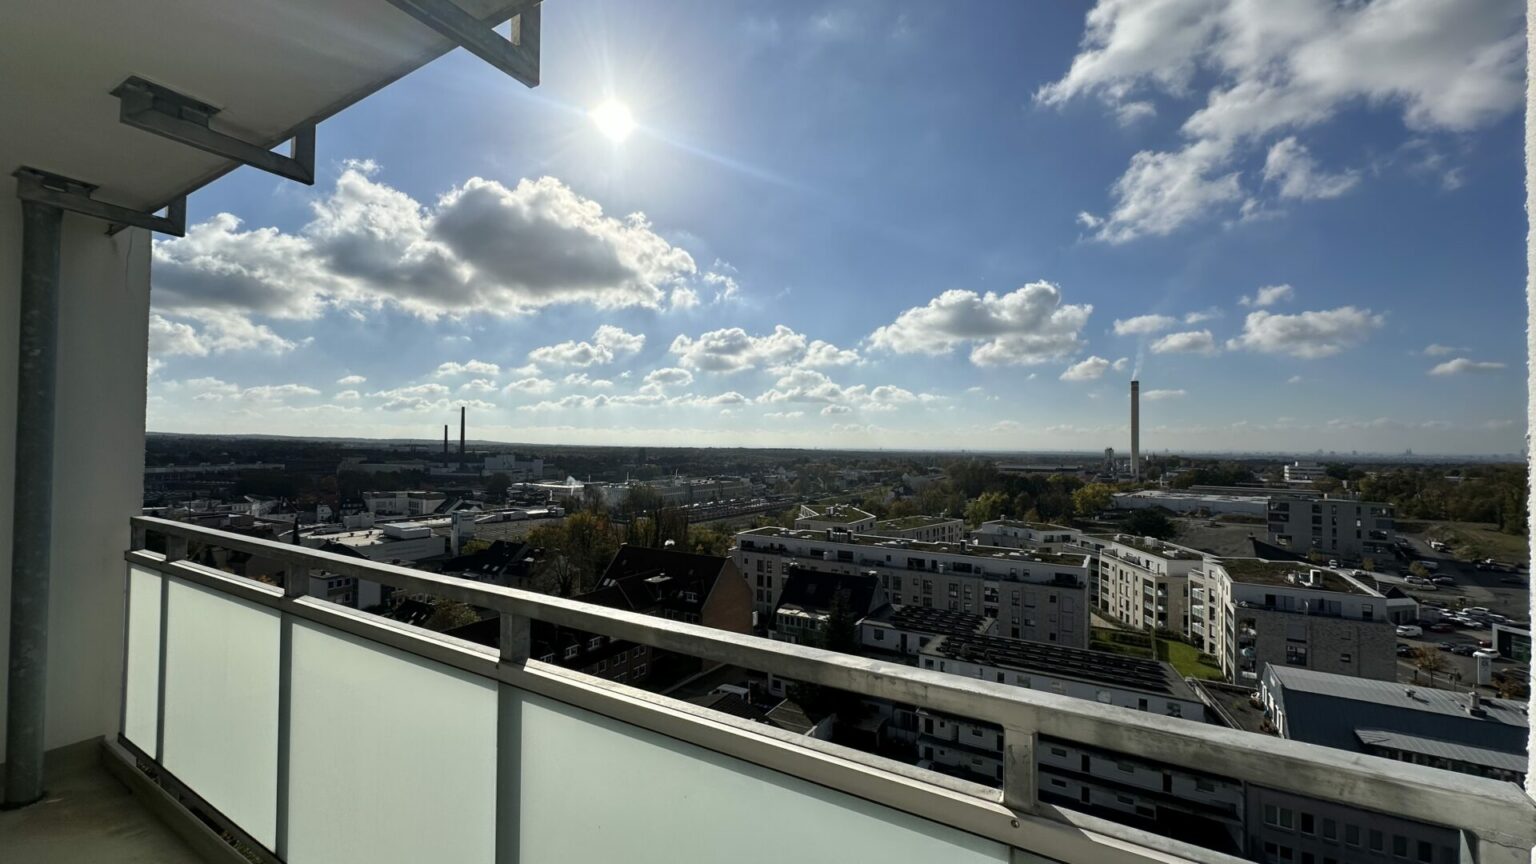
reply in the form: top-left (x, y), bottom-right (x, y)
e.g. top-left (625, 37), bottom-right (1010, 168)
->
top-left (361, 490), bottom-right (446, 517)
top-left (1266, 494), bottom-right (1396, 561)
top-left (858, 604), bottom-right (996, 658)
top-left (1193, 560), bottom-right (1397, 683)
top-left (1283, 461), bottom-right (1328, 485)
top-left (869, 515), bottom-right (966, 544)
top-left (734, 526), bottom-right (1091, 648)
top-left (970, 519), bottom-right (1083, 553)
top-left (1090, 534), bottom-right (1205, 634)
top-left (794, 503), bottom-right (877, 533)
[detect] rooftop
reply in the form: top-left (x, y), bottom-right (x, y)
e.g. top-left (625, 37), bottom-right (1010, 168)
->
top-left (1355, 729), bottom-right (1528, 775)
top-left (1267, 667), bottom-right (1528, 729)
top-left (1118, 490), bottom-right (1271, 504)
top-left (922, 633), bottom-right (1197, 701)
top-left (875, 515), bottom-right (963, 530)
top-left (739, 526), bottom-right (1089, 568)
top-left (979, 520), bottom-right (1077, 533)
top-left (1213, 558), bottom-right (1373, 595)
top-left (797, 503), bottom-right (876, 524)
top-left (1090, 533), bottom-right (1204, 561)
top-left (862, 603), bottom-right (993, 639)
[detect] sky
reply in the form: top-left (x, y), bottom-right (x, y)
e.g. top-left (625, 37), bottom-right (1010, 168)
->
top-left (145, 0), bottom-right (1528, 455)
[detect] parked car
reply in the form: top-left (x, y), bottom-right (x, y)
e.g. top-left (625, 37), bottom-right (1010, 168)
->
top-left (1395, 625), bottom-right (1423, 637)
top-left (1465, 606), bottom-right (1491, 615)
top-left (1428, 623), bottom-right (1455, 633)
top-left (1451, 644), bottom-right (1478, 656)
top-left (1418, 560), bottom-right (1439, 571)
top-left (1431, 576), bottom-right (1455, 585)
top-left (1404, 575), bottom-right (1426, 585)
top-left (1328, 559), bottom-right (1340, 568)
top-left (1474, 649), bottom-right (1501, 660)
top-left (1437, 642), bottom-right (1456, 652)
top-left (1478, 639), bottom-right (1494, 649)
top-left (1396, 643), bottom-right (1416, 657)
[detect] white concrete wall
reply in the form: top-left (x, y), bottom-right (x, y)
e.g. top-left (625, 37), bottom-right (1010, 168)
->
top-left (0, 199), bottom-right (151, 761)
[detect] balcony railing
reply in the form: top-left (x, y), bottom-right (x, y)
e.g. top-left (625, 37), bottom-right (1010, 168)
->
top-left (120, 517), bottom-right (1534, 864)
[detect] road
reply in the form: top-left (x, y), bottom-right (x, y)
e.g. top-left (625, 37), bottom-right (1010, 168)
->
top-left (1388, 533), bottom-right (1528, 622)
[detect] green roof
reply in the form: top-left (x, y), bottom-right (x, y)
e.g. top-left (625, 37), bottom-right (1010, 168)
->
top-left (1213, 558), bottom-right (1370, 594)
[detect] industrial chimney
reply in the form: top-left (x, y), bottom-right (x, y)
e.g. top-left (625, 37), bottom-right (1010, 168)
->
top-left (459, 405), bottom-right (466, 467)
top-left (442, 425), bottom-right (449, 467)
top-left (1130, 379), bottom-right (1140, 480)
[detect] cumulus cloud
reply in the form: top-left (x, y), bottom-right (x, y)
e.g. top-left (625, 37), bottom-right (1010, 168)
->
top-left (1263, 137), bottom-right (1359, 200)
top-left (1423, 343), bottom-right (1463, 356)
top-left (150, 165), bottom-right (701, 346)
top-left (644, 367), bottom-right (695, 389)
top-left (1227, 306), bottom-right (1383, 358)
top-left (367, 382), bottom-right (461, 411)
top-left (458, 378), bottom-right (498, 394)
top-left (503, 377), bottom-right (557, 395)
top-left (337, 374), bottom-right (367, 385)
top-left (1184, 308), bottom-right (1221, 324)
top-left (1150, 329), bottom-right (1218, 355)
top-left (434, 359), bottom-right (500, 378)
top-left (868, 282), bottom-right (1092, 366)
top-left (1060, 356), bottom-right (1113, 381)
top-left (669, 325), bottom-right (855, 373)
top-left (164, 377), bottom-right (320, 404)
top-left (1038, 0), bottom-right (1523, 241)
top-left (529, 325), bottom-right (646, 367)
top-left (1112, 314), bottom-right (1178, 336)
top-left (1428, 357), bottom-right (1505, 376)
top-left (754, 369), bottom-right (936, 411)
top-left (335, 389), bottom-right (361, 400)
top-left (561, 372), bottom-right (613, 389)
top-left (1142, 389), bottom-right (1187, 400)
top-left (148, 314), bottom-right (208, 357)
top-left (765, 411), bottom-right (805, 420)
top-left (1239, 284), bottom-right (1294, 308)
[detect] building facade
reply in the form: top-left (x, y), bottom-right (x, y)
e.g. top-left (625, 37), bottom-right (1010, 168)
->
top-left (793, 504), bottom-right (877, 533)
top-left (1266, 494), bottom-right (1396, 561)
top-left (869, 516), bottom-right (965, 544)
top-left (971, 520), bottom-right (1083, 553)
top-left (734, 526), bottom-right (1091, 648)
top-left (1090, 535), bottom-right (1204, 633)
top-left (1194, 560), bottom-right (1397, 683)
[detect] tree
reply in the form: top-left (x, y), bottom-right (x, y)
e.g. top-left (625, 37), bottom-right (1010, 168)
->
top-left (1072, 483), bottom-right (1115, 517)
top-left (486, 472), bottom-right (511, 501)
top-left (1307, 550), bottom-right (1331, 565)
top-left (527, 511), bottom-right (619, 597)
top-left (1361, 556), bottom-right (1376, 573)
top-left (1123, 508), bottom-right (1176, 540)
top-left (423, 601), bottom-right (480, 632)
top-left (1408, 561), bottom-right (1431, 580)
top-left (964, 491), bottom-right (1009, 526)
top-left (1412, 647), bottom-right (1447, 687)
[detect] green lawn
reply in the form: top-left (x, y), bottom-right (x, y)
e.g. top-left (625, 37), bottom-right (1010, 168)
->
top-left (1421, 521), bottom-right (1528, 565)
top-left (1156, 639), bottom-right (1225, 680)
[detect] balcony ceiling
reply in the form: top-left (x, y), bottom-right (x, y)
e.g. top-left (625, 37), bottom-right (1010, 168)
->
top-left (1, 0), bottom-right (523, 212)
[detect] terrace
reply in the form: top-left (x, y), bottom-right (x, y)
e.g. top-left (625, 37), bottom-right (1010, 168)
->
top-left (1213, 559), bottom-right (1374, 596)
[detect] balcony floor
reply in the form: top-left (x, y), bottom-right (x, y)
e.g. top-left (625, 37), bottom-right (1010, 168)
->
top-left (0, 741), bottom-right (209, 864)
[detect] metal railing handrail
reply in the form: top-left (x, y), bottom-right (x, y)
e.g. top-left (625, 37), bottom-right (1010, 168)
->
top-left (128, 516), bottom-right (1536, 858)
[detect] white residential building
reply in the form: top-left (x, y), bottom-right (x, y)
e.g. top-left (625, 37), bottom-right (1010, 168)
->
top-left (794, 504), bottom-right (877, 533)
top-left (1088, 535), bottom-right (1205, 633)
top-left (362, 491), bottom-right (446, 517)
top-left (971, 520), bottom-right (1083, 553)
top-left (868, 515), bottom-right (965, 544)
top-left (1265, 495), bottom-right (1397, 562)
top-left (1283, 461), bottom-right (1328, 485)
top-left (482, 454), bottom-right (544, 481)
top-left (734, 526), bottom-right (1091, 648)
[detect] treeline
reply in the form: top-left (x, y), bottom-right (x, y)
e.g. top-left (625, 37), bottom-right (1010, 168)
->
top-left (843, 459), bottom-right (1089, 525)
top-left (1356, 466), bottom-right (1527, 533)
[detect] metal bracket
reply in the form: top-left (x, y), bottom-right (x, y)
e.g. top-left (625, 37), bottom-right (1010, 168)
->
top-left (13, 168), bottom-right (186, 237)
top-left (385, 0), bottom-right (541, 87)
top-left (111, 76), bottom-right (316, 185)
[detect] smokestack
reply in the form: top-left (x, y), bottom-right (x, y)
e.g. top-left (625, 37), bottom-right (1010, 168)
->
top-left (443, 425), bottom-right (449, 467)
top-left (1130, 379), bottom-right (1140, 480)
top-left (459, 405), bottom-right (466, 464)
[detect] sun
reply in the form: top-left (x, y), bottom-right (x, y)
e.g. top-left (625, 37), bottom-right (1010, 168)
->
top-left (590, 99), bottom-right (636, 143)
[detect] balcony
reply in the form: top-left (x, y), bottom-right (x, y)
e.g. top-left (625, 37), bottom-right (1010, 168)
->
top-left (5, 516), bottom-right (1523, 862)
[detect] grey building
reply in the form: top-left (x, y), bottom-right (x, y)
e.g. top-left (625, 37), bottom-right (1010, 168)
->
top-left (1261, 666), bottom-right (1528, 783)
top-left (1265, 494), bottom-right (1396, 561)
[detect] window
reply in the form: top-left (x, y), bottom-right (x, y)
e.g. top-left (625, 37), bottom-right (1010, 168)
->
top-left (1322, 819), bottom-right (1336, 840)
top-left (1195, 779), bottom-right (1215, 793)
top-left (1049, 746), bottom-right (1067, 758)
top-left (1415, 841), bottom-right (1432, 863)
top-left (1279, 808), bottom-right (1294, 830)
top-left (596, 660), bottom-right (606, 673)
top-left (873, 628), bottom-right (884, 641)
top-left (1339, 652), bottom-right (1351, 663)
top-left (1369, 830), bottom-right (1383, 853)
top-left (1116, 795), bottom-right (1134, 807)
top-left (1345, 825), bottom-right (1360, 847)
top-left (1049, 777), bottom-right (1067, 788)
top-left (1117, 761), bottom-right (1134, 773)
top-left (1392, 836), bottom-right (1407, 858)
top-left (563, 645), bottom-right (579, 660)
top-left (1137, 697), bottom-right (1149, 711)
top-left (1300, 813), bottom-right (1314, 835)
top-left (587, 636), bottom-right (603, 650)
top-left (633, 663), bottom-right (647, 678)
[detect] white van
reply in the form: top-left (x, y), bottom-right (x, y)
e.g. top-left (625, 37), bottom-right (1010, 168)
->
top-left (1395, 625), bottom-right (1423, 638)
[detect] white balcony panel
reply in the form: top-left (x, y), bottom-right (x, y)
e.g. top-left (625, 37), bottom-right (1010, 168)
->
top-left (288, 620), bottom-right (496, 864)
top-left (510, 689), bottom-right (1011, 864)
top-left (162, 577), bottom-right (280, 849)
top-left (123, 565), bottom-right (162, 755)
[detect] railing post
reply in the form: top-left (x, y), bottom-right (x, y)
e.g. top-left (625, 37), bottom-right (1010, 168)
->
top-left (495, 610), bottom-right (530, 864)
top-left (273, 562), bottom-right (304, 862)
top-left (500, 612), bottom-right (530, 663)
top-left (1002, 725), bottom-right (1037, 814)
top-left (164, 535), bottom-right (188, 563)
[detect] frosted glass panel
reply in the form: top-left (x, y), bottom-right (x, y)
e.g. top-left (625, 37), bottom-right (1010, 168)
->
top-left (123, 565), bottom-right (161, 755)
top-left (162, 577), bottom-right (280, 850)
top-left (510, 689), bottom-right (1011, 864)
top-left (287, 620), bottom-right (496, 864)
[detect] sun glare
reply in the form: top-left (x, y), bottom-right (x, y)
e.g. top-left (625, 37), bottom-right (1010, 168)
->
top-left (590, 99), bottom-right (636, 143)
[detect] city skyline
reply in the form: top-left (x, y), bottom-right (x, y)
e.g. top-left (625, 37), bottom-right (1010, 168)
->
top-left (144, 0), bottom-right (1527, 454)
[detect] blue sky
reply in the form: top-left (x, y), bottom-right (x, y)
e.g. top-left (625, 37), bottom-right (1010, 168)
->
top-left (146, 0), bottom-right (1527, 454)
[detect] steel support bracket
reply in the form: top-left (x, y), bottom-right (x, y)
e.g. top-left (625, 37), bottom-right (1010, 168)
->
top-left (384, 0), bottom-right (541, 87)
top-left (13, 168), bottom-right (186, 237)
top-left (111, 76), bottom-right (316, 185)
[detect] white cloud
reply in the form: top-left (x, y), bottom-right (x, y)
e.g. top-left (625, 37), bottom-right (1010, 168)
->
top-left (1112, 357), bottom-right (1129, 371)
top-left (1239, 284), bottom-right (1294, 308)
top-left (644, 367), bottom-right (695, 389)
top-left (1184, 308), bottom-right (1222, 324)
top-left (335, 389), bottom-right (361, 400)
top-left (1286, 375), bottom-right (1303, 384)
top-left (1423, 343), bottom-right (1463, 356)
top-left (1142, 389), bottom-right (1187, 400)
top-left (669, 286), bottom-right (701, 310)
top-left (668, 325), bottom-right (853, 373)
top-left (1112, 314), bottom-right (1178, 336)
top-left (868, 282), bottom-right (1092, 366)
top-left (821, 404), bottom-right (853, 416)
top-left (529, 326), bottom-right (645, 367)
top-left (165, 377), bottom-right (320, 405)
top-left (1076, 211), bottom-right (1104, 229)
top-left (1039, 0), bottom-right (1523, 241)
top-left (1150, 329), bottom-right (1218, 354)
top-left (367, 382), bottom-right (455, 411)
top-left (765, 411), bottom-right (805, 420)
top-left (150, 166), bottom-right (700, 336)
top-left (702, 270), bottom-right (742, 302)
top-left (459, 378), bottom-right (498, 394)
top-left (1263, 137), bottom-right (1359, 200)
top-left (1428, 357), bottom-right (1505, 376)
top-left (1227, 306), bottom-right (1383, 358)
top-left (434, 359), bottom-right (500, 378)
top-left (561, 372), bottom-right (613, 389)
top-left (503, 377), bottom-right (557, 395)
top-left (336, 374), bottom-right (367, 385)
top-left (1060, 356), bottom-right (1113, 382)
top-left (148, 314), bottom-right (208, 358)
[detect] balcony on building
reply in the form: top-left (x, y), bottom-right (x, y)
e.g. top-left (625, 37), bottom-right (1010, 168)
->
top-left (2, 4), bottom-right (1535, 864)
